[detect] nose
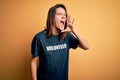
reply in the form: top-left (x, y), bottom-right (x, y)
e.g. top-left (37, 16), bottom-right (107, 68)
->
top-left (62, 14), bottom-right (66, 19)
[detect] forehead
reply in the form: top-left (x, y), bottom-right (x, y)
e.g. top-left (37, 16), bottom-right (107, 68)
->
top-left (56, 7), bottom-right (66, 13)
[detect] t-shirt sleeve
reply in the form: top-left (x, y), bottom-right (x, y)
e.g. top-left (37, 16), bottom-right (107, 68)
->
top-left (67, 32), bottom-right (79, 49)
top-left (31, 35), bottom-right (42, 57)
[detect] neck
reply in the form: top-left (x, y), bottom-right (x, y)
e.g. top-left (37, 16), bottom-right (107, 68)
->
top-left (51, 26), bottom-right (60, 35)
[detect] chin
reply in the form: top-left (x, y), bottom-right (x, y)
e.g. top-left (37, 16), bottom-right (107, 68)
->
top-left (59, 27), bottom-right (64, 31)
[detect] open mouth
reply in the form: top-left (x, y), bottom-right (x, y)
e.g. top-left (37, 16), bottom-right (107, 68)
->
top-left (60, 20), bottom-right (65, 25)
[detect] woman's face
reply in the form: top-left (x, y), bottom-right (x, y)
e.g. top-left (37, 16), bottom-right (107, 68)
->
top-left (54, 7), bottom-right (67, 31)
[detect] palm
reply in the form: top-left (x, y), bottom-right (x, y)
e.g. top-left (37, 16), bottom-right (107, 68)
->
top-left (61, 15), bottom-right (74, 33)
top-left (65, 23), bottom-right (73, 31)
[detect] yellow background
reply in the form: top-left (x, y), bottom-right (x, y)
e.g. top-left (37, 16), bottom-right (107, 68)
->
top-left (0, 0), bottom-right (120, 80)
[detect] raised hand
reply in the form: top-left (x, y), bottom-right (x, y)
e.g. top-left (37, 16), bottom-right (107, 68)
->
top-left (61, 15), bottom-right (75, 33)
top-left (61, 15), bottom-right (89, 50)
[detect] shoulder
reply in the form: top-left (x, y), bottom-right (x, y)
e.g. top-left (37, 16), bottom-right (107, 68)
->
top-left (65, 32), bottom-right (77, 41)
top-left (33, 30), bottom-right (47, 39)
top-left (66, 32), bottom-right (73, 38)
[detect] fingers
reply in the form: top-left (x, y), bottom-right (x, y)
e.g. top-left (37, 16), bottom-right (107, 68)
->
top-left (61, 29), bottom-right (67, 33)
top-left (67, 15), bottom-right (74, 24)
top-left (61, 15), bottom-right (75, 33)
top-left (72, 18), bottom-right (74, 24)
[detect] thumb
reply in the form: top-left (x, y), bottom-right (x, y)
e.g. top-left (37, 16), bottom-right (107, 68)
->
top-left (61, 29), bottom-right (68, 33)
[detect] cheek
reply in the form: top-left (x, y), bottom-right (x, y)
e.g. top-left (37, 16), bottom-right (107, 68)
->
top-left (55, 15), bottom-right (61, 20)
top-left (55, 17), bottom-right (60, 24)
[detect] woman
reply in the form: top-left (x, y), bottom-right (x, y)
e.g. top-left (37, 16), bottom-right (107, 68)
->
top-left (31, 4), bottom-right (89, 80)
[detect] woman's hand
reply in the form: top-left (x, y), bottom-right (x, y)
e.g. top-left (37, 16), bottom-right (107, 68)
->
top-left (61, 15), bottom-right (75, 33)
top-left (61, 15), bottom-right (89, 50)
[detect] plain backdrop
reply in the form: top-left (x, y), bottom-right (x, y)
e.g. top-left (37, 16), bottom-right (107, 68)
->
top-left (0, 0), bottom-right (120, 80)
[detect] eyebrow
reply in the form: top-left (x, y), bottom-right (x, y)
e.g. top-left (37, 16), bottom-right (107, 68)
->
top-left (56, 12), bottom-right (67, 16)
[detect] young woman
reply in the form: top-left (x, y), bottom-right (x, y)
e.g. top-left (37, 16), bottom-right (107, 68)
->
top-left (31, 4), bottom-right (89, 80)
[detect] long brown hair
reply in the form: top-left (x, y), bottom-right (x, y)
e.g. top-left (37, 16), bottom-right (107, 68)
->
top-left (46, 4), bottom-right (67, 40)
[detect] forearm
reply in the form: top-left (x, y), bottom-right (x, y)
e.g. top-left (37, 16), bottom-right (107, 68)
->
top-left (72, 29), bottom-right (89, 50)
top-left (31, 57), bottom-right (39, 80)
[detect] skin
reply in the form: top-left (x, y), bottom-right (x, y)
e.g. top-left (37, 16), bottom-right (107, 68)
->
top-left (51, 7), bottom-right (67, 35)
top-left (31, 7), bottom-right (89, 80)
top-left (52, 7), bottom-right (89, 50)
top-left (31, 56), bottom-right (38, 80)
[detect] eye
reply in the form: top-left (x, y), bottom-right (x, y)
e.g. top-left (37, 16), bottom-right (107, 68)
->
top-left (56, 13), bottom-right (66, 16)
top-left (56, 13), bottom-right (62, 15)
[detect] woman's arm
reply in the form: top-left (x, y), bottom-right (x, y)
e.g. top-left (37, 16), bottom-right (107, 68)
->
top-left (31, 56), bottom-right (39, 80)
top-left (72, 29), bottom-right (89, 50)
top-left (61, 15), bottom-right (89, 50)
